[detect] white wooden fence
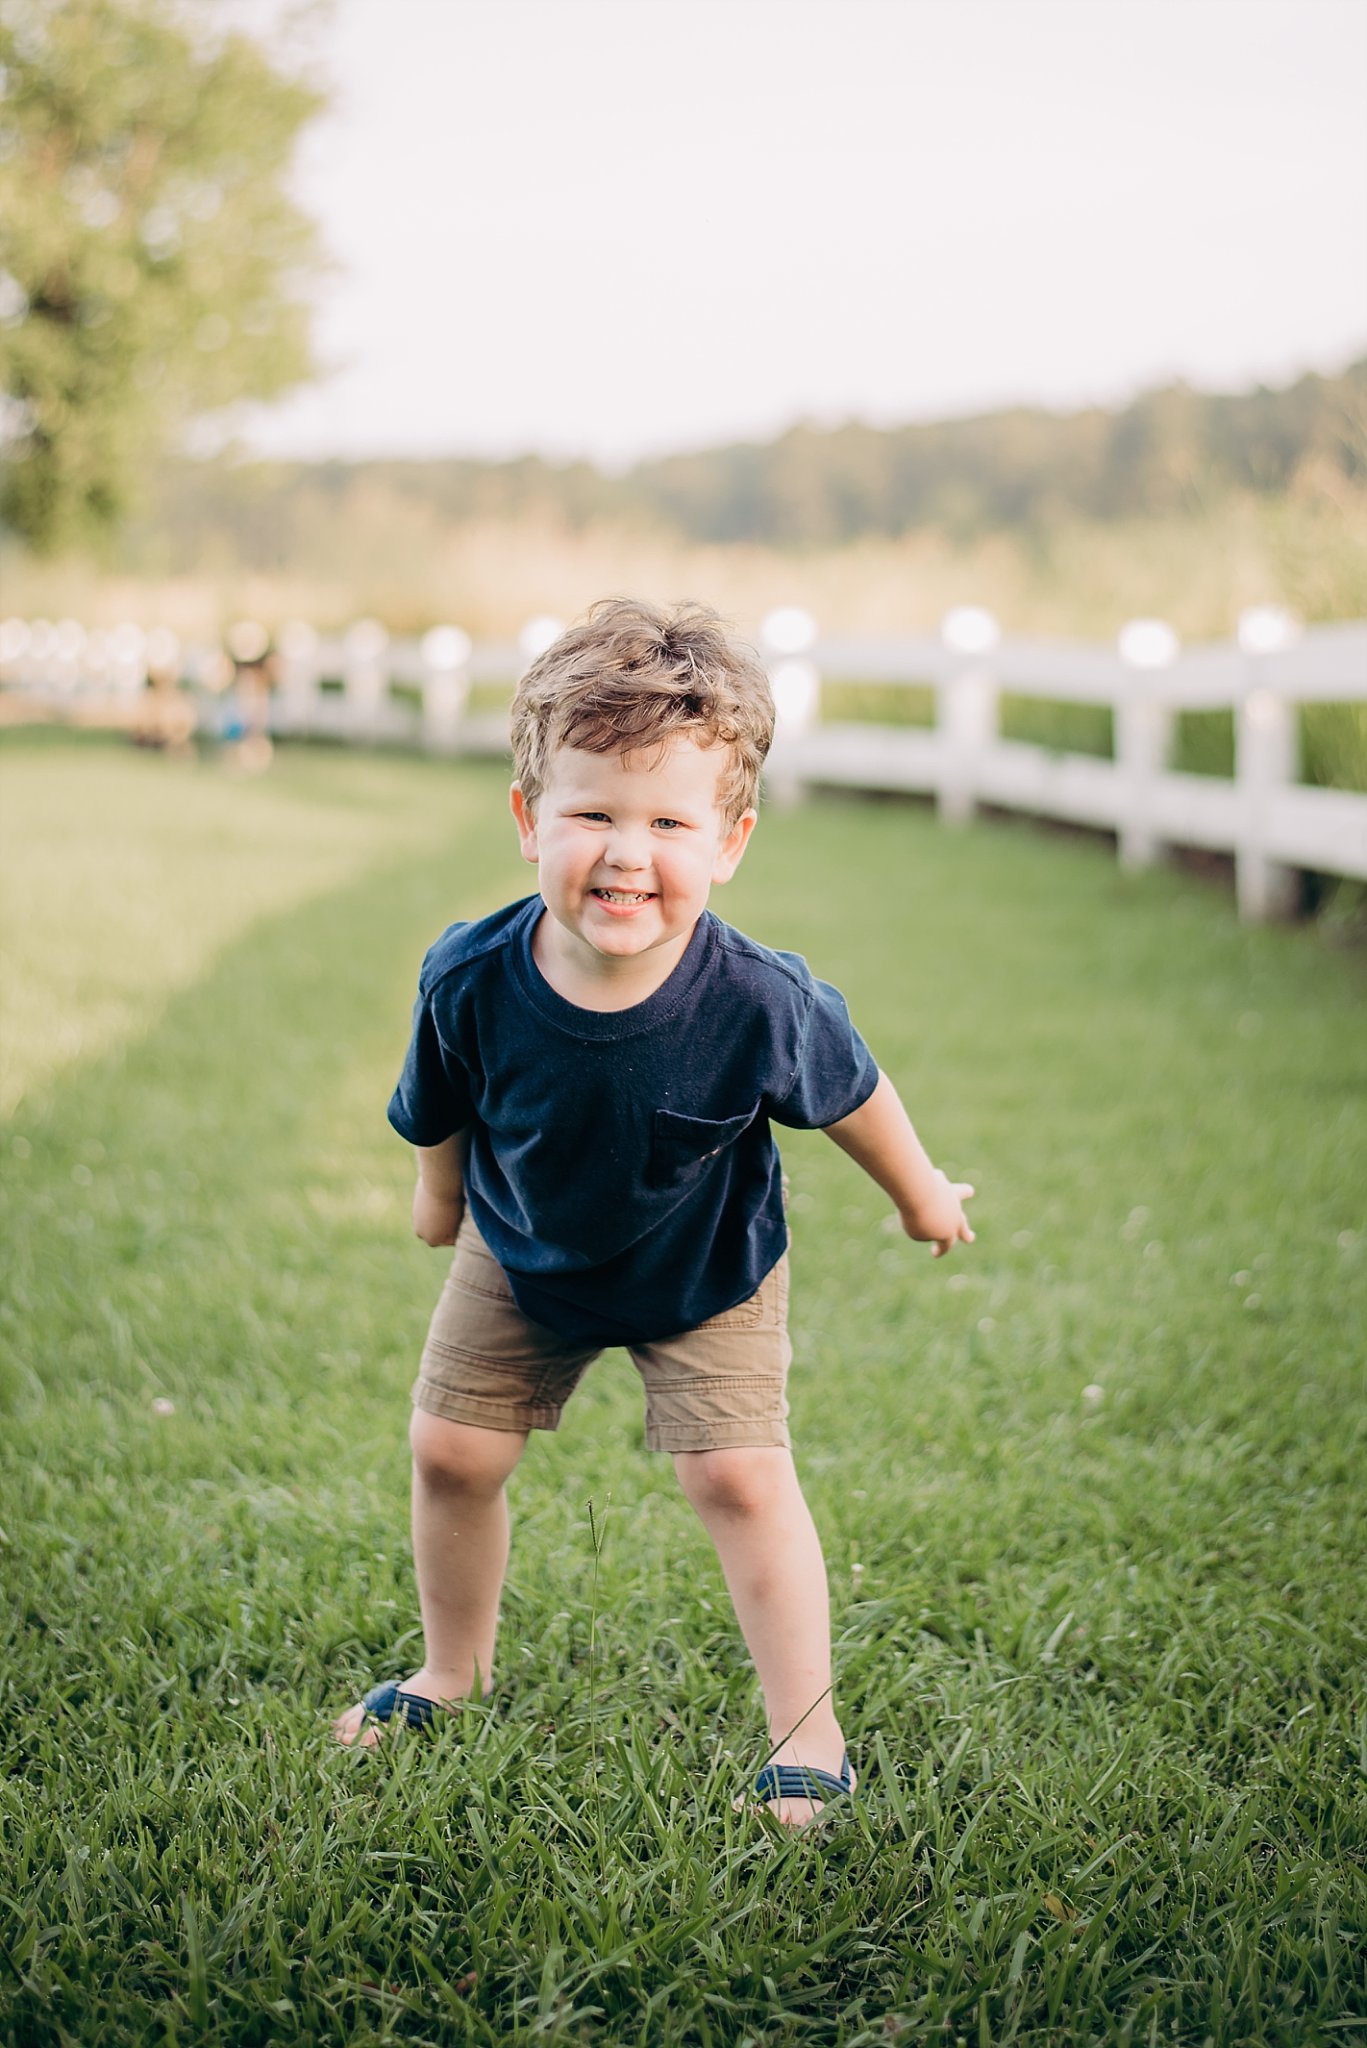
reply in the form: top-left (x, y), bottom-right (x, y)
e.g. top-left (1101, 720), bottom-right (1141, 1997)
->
top-left (2, 610), bottom-right (1365, 922)
top-left (761, 612), bottom-right (1367, 922)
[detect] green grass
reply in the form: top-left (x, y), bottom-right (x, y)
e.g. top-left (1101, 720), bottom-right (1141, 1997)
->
top-left (819, 682), bottom-right (1116, 765)
top-left (2, 738), bottom-right (1365, 2047)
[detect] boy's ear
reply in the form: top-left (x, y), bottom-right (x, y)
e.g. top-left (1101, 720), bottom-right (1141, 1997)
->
top-left (712, 807), bottom-right (757, 884)
top-left (510, 782), bottom-right (539, 864)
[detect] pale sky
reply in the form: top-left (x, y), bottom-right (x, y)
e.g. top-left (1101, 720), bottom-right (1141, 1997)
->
top-left (239, 0), bottom-right (1367, 467)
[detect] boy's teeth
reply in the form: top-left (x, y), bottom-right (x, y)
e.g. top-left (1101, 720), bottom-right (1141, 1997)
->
top-left (596, 889), bottom-right (651, 903)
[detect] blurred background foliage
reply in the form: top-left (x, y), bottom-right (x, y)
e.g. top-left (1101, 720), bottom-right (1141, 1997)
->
top-left (84, 352), bottom-right (1367, 563)
top-left (0, 0), bottom-right (325, 552)
top-left (6, 360), bottom-right (1365, 646)
top-left (0, 0), bottom-right (1363, 668)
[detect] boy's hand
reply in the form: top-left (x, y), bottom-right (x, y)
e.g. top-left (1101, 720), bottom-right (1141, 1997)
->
top-left (901, 1170), bottom-right (976, 1259)
top-left (823, 1074), bottom-right (977, 1261)
top-left (412, 1181), bottom-right (463, 1247)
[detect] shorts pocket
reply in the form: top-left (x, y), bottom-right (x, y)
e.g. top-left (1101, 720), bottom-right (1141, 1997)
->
top-left (447, 1224), bottom-right (514, 1303)
top-left (702, 1252), bottom-right (788, 1332)
top-left (702, 1290), bottom-right (764, 1330)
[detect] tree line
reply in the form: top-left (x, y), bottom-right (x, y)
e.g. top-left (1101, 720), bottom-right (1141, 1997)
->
top-left (629, 362), bottom-right (1366, 545)
top-left (1, 3), bottom-right (1360, 565)
top-left (114, 355), bottom-right (1365, 575)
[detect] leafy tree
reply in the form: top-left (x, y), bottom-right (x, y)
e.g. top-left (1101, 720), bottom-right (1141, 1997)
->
top-left (0, 0), bottom-right (326, 551)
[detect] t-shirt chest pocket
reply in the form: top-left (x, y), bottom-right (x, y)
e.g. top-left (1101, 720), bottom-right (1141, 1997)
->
top-left (650, 1107), bottom-right (759, 1187)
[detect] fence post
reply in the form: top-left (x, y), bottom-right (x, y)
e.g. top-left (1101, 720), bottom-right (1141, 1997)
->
top-left (421, 625), bottom-right (473, 753)
top-left (1116, 619), bottom-right (1178, 869)
top-left (107, 621), bottom-right (148, 709)
top-left (343, 619), bottom-right (389, 739)
top-left (1235, 608), bottom-right (1300, 920)
top-left (937, 607), bottom-right (1000, 825)
top-left (518, 616), bottom-right (565, 668)
top-left (53, 619), bottom-right (87, 700)
top-left (760, 607), bottom-right (820, 807)
top-left (23, 619), bottom-right (55, 694)
top-left (277, 621), bottom-right (321, 738)
top-left (0, 616), bottom-right (31, 684)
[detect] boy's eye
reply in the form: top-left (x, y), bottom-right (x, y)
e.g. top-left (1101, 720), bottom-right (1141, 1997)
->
top-left (653, 818), bottom-right (683, 831)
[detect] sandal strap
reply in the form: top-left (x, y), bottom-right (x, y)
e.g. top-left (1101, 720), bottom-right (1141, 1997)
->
top-left (360, 1680), bottom-right (439, 1730)
top-left (754, 1752), bottom-right (851, 1802)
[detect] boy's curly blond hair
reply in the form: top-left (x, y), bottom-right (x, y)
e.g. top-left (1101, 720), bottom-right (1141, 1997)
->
top-left (510, 598), bottom-right (775, 829)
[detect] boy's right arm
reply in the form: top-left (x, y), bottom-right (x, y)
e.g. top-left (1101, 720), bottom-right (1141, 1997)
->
top-left (412, 1131), bottom-right (469, 1246)
top-left (822, 1070), bottom-right (975, 1257)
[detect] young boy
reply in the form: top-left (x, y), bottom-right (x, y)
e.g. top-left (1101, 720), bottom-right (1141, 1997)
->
top-left (333, 598), bottom-right (974, 1823)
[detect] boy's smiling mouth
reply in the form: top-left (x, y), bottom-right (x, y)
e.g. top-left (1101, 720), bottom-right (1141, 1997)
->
top-left (592, 887), bottom-right (656, 904)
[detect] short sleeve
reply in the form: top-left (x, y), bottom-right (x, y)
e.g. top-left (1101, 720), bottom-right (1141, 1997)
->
top-left (769, 974), bottom-right (880, 1129)
top-left (387, 982), bottom-right (474, 1145)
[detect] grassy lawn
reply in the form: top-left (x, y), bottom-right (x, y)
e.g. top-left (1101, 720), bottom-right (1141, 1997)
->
top-left (2, 735), bottom-right (1364, 2047)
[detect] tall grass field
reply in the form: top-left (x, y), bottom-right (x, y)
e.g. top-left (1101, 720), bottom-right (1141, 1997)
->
top-left (2, 734), bottom-right (1364, 2046)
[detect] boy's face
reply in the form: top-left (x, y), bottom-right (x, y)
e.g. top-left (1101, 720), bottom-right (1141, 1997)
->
top-left (510, 735), bottom-right (756, 981)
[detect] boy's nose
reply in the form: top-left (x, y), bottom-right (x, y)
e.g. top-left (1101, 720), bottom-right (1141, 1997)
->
top-left (604, 830), bottom-right (649, 870)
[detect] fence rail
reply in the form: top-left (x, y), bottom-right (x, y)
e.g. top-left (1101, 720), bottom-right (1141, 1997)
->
top-left (766, 619), bottom-right (1367, 920)
top-left (2, 613), bottom-right (1364, 921)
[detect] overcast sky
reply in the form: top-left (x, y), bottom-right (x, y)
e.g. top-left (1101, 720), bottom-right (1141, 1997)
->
top-left (239, 0), bottom-right (1367, 468)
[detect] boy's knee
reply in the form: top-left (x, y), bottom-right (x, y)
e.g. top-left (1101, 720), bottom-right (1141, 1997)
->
top-left (409, 1408), bottom-right (524, 1494)
top-left (674, 1445), bottom-right (790, 1519)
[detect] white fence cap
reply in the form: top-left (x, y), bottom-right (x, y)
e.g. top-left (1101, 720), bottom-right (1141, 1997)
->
top-left (760, 606), bottom-right (818, 655)
top-left (145, 627), bottom-right (180, 670)
top-left (345, 618), bottom-right (388, 660)
top-left (941, 606), bottom-right (1000, 656)
top-left (109, 621), bottom-right (147, 662)
top-left (518, 616), bottom-right (565, 663)
top-left (421, 625), bottom-right (473, 670)
top-left (227, 620), bottom-right (270, 663)
top-left (1237, 606), bottom-right (1299, 655)
top-left (279, 620), bottom-right (319, 659)
top-left (1118, 619), bottom-right (1179, 670)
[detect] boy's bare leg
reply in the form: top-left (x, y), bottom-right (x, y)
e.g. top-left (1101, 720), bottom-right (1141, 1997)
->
top-left (332, 1412), bottom-right (528, 1746)
top-left (673, 1446), bottom-right (852, 1824)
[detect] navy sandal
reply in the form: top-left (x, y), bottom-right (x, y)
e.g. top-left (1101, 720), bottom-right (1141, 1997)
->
top-left (359, 1679), bottom-right (444, 1731)
top-left (356, 1678), bottom-right (493, 1733)
top-left (753, 1752), bottom-right (854, 1805)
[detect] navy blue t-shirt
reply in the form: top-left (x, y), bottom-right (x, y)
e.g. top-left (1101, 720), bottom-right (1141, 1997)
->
top-left (388, 897), bottom-right (879, 1345)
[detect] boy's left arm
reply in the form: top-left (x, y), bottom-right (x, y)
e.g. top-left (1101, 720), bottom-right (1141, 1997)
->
top-left (822, 1070), bottom-right (975, 1258)
top-left (412, 1130), bottom-right (470, 1246)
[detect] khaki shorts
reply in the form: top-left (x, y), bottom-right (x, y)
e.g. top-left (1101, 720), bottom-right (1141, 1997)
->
top-left (412, 1211), bottom-right (792, 1453)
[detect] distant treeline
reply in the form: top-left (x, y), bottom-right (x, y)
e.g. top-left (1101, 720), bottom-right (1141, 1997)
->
top-left (125, 356), bottom-right (1366, 569)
